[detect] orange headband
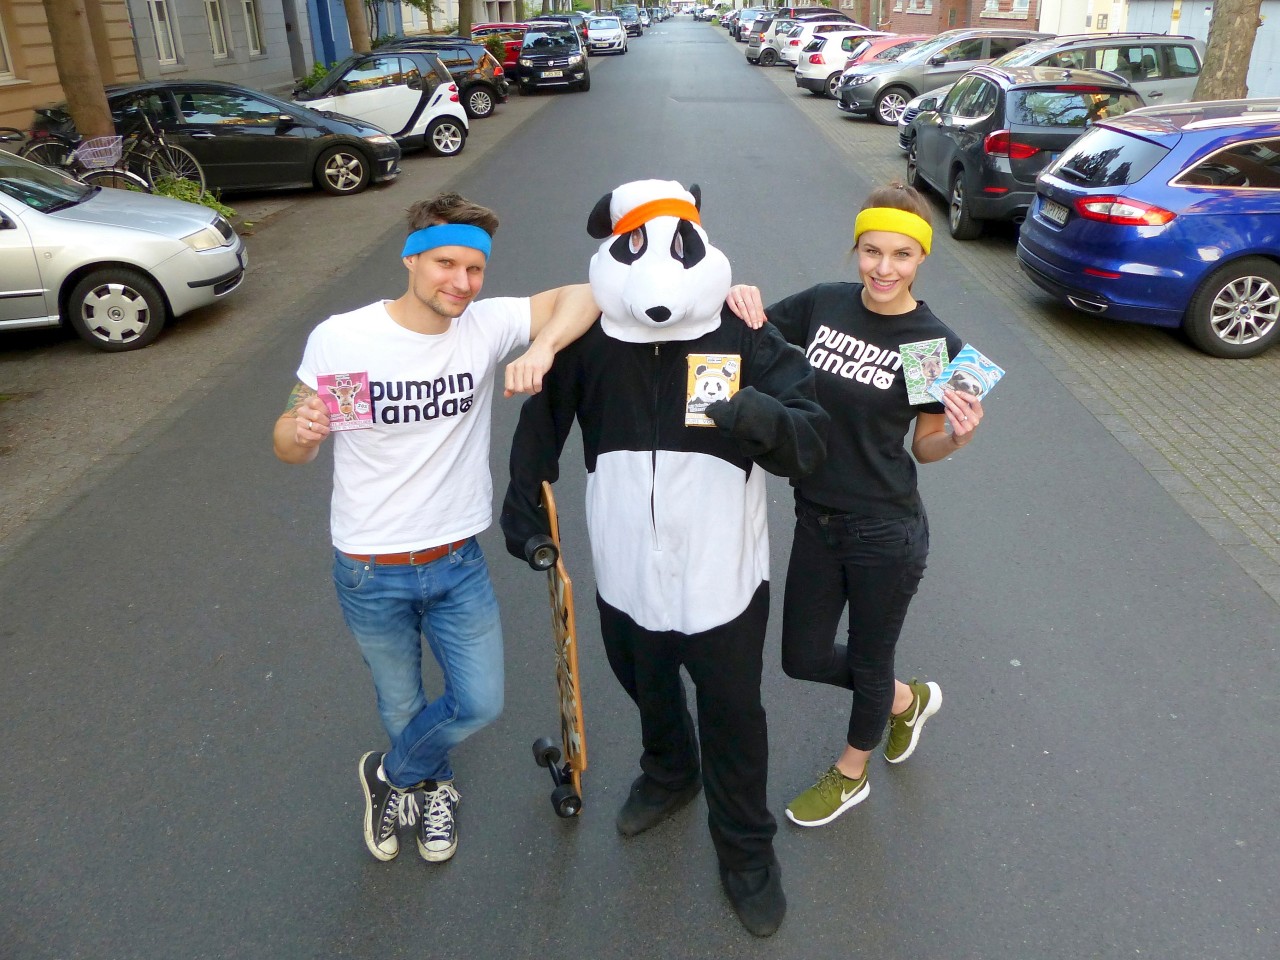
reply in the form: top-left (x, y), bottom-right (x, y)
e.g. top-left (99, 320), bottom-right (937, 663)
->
top-left (611, 198), bottom-right (701, 236)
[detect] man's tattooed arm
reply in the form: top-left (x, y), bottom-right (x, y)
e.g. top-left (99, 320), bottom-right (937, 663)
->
top-left (283, 381), bottom-right (317, 417)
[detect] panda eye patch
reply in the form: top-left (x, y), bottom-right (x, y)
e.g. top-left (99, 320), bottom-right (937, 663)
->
top-left (672, 222), bottom-right (706, 269)
top-left (609, 227), bottom-right (647, 265)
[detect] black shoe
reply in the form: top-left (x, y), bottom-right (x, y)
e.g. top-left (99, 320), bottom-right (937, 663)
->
top-left (358, 751), bottom-right (404, 861)
top-left (720, 858), bottom-right (786, 937)
top-left (615, 773), bottom-right (702, 837)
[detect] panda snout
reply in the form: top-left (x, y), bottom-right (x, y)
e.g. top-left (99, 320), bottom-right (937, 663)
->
top-left (645, 306), bottom-right (672, 324)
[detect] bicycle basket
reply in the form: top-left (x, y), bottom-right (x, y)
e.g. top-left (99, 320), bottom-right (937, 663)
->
top-left (72, 135), bottom-right (123, 169)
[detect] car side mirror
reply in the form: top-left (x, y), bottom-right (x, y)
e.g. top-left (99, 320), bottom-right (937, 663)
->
top-left (333, 81), bottom-right (350, 95)
top-left (406, 75), bottom-right (422, 90)
top-left (276, 113), bottom-right (300, 128)
top-left (919, 97), bottom-right (937, 112)
top-left (929, 54), bottom-right (946, 66)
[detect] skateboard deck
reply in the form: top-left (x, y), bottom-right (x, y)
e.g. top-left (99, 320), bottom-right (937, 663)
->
top-left (541, 481), bottom-right (587, 803)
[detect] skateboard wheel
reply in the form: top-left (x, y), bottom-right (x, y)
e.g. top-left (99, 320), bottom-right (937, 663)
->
top-left (532, 736), bottom-right (561, 768)
top-left (525, 535), bottom-right (559, 571)
top-left (552, 784), bottom-right (582, 818)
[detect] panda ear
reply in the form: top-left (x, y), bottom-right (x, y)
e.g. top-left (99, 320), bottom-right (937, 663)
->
top-left (587, 192), bottom-right (615, 239)
top-left (695, 365), bottom-right (708, 376)
top-left (688, 184), bottom-right (702, 211)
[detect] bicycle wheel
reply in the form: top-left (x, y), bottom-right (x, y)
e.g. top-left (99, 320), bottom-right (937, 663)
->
top-left (20, 137), bottom-right (75, 169)
top-left (81, 168), bottom-right (152, 193)
top-left (135, 143), bottom-right (206, 195)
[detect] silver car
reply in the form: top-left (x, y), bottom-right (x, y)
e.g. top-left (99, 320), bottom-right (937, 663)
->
top-left (836, 28), bottom-right (1050, 124)
top-left (0, 150), bottom-right (246, 351)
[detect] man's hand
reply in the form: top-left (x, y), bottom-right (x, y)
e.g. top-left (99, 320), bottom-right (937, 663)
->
top-left (273, 382), bottom-right (330, 464)
top-left (504, 339), bottom-right (556, 397)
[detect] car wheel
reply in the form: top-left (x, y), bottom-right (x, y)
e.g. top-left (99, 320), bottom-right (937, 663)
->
top-left (1184, 257), bottom-right (1280, 358)
top-left (425, 117), bottom-right (467, 158)
top-left (66, 267), bottom-right (167, 352)
top-left (465, 86), bottom-right (496, 119)
top-left (906, 141), bottom-right (925, 192)
top-left (759, 48), bottom-right (777, 67)
top-left (948, 169), bottom-right (982, 240)
top-left (824, 72), bottom-right (842, 99)
top-left (316, 145), bottom-right (371, 196)
top-left (874, 87), bottom-right (910, 125)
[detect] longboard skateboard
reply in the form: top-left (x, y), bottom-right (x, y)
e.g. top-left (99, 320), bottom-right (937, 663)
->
top-left (528, 481), bottom-right (587, 818)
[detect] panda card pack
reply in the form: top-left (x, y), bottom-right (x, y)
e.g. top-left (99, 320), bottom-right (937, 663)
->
top-left (685, 354), bottom-right (741, 427)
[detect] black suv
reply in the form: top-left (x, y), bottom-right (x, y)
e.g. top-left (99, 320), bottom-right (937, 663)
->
top-left (906, 65), bottom-right (1144, 239)
top-left (515, 22), bottom-right (591, 93)
top-left (378, 37), bottom-right (508, 118)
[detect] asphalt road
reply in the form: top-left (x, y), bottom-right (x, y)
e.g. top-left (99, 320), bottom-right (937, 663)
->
top-left (2, 18), bottom-right (1278, 960)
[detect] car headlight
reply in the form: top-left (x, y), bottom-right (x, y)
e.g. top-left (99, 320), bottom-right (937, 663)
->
top-left (843, 75), bottom-right (875, 87)
top-left (363, 133), bottom-right (395, 145)
top-left (519, 57), bottom-right (533, 67)
top-left (569, 53), bottom-right (584, 65)
top-left (182, 224), bottom-right (229, 252)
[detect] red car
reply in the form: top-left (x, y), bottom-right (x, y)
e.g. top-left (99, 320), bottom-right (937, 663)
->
top-left (472, 22), bottom-right (527, 72)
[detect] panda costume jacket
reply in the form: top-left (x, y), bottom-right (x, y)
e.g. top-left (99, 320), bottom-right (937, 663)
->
top-left (502, 180), bottom-right (827, 873)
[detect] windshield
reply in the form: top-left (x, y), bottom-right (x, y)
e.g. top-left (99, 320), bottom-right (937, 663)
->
top-left (589, 18), bottom-right (621, 28)
top-left (522, 29), bottom-right (577, 50)
top-left (0, 151), bottom-right (92, 211)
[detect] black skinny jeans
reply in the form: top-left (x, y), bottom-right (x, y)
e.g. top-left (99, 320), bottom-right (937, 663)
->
top-left (781, 497), bottom-right (929, 751)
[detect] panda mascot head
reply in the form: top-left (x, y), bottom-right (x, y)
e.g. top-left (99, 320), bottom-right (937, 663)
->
top-left (587, 179), bottom-right (732, 344)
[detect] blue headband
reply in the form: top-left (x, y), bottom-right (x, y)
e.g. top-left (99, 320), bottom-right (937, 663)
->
top-left (401, 223), bottom-right (493, 259)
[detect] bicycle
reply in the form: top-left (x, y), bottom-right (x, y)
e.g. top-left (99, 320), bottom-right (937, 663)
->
top-left (11, 126), bottom-right (152, 192)
top-left (18, 100), bottom-right (206, 196)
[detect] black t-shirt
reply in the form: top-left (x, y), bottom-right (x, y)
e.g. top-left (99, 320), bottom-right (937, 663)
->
top-left (766, 282), bottom-right (963, 518)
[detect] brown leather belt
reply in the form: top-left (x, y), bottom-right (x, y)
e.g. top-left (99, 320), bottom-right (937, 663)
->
top-left (341, 539), bottom-right (468, 566)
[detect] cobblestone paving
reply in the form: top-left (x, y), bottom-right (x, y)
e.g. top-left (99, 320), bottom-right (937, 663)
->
top-left (735, 35), bottom-right (1280, 605)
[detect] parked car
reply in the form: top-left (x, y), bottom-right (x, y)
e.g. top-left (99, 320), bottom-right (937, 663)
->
top-left (836, 28), bottom-right (1051, 124)
top-left (377, 37), bottom-right (509, 119)
top-left (907, 65), bottom-right (1144, 239)
top-left (1017, 98), bottom-right (1280, 358)
top-left (30, 80), bottom-right (402, 197)
top-left (743, 14), bottom-right (785, 62)
top-left (793, 31), bottom-right (888, 95)
top-left (540, 12), bottom-right (591, 41)
top-left (586, 16), bottom-right (628, 55)
top-left (515, 22), bottom-right (591, 93)
top-left (732, 8), bottom-right (769, 41)
top-left (0, 149), bottom-right (245, 351)
top-left (790, 29), bottom-right (889, 93)
top-left (472, 23), bottom-right (528, 72)
top-left (620, 8), bottom-right (645, 36)
top-left (292, 50), bottom-right (468, 157)
top-left (991, 32), bottom-right (1206, 107)
top-left (778, 20), bottom-right (869, 68)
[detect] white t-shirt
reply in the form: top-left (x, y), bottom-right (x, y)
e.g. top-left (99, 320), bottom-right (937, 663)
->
top-left (297, 298), bottom-right (531, 553)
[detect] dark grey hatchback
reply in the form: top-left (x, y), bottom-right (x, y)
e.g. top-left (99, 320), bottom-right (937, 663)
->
top-left (906, 65), bottom-right (1143, 239)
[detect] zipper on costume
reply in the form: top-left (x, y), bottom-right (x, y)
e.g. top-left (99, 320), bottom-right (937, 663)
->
top-left (649, 342), bottom-right (662, 550)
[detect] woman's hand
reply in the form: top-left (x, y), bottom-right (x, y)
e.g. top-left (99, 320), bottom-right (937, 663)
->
top-left (726, 284), bottom-right (767, 329)
top-left (941, 389), bottom-right (983, 446)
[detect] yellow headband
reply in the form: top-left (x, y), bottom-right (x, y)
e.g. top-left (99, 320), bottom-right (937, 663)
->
top-left (612, 198), bottom-right (701, 236)
top-left (853, 207), bottom-right (932, 255)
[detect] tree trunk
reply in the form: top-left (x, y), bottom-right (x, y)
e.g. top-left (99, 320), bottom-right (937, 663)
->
top-left (343, 0), bottom-right (372, 52)
top-left (1194, 0), bottom-right (1263, 100)
top-left (40, 0), bottom-right (113, 138)
top-left (457, 0), bottom-right (473, 37)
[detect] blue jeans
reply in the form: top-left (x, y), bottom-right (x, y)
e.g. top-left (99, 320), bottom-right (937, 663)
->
top-left (332, 537), bottom-right (504, 789)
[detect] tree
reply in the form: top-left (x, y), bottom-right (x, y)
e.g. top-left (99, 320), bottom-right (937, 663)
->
top-left (403, 0), bottom-right (441, 32)
top-left (457, 0), bottom-right (474, 38)
top-left (1194, 0), bottom-right (1264, 100)
top-left (343, 0), bottom-right (371, 52)
top-left (40, 0), bottom-right (113, 138)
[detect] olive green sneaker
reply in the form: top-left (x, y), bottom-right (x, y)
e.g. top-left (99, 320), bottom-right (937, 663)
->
top-left (784, 766), bottom-right (869, 827)
top-left (884, 679), bottom-right (942, 764)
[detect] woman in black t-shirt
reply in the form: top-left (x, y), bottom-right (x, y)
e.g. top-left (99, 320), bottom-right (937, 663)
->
top-left (727, 183), bottom-right (984, 828)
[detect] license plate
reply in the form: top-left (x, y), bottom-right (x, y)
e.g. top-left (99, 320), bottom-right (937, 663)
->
top-left (541, 69), bottom-right (563, 78)
top-left (592, 41), bottom-right (608, 47)
top-left (1041, 198), bottom-right (1069, 226)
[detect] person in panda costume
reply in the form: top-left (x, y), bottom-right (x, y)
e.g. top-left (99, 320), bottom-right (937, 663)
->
top-left (501, 180), bottom-right (828, 937)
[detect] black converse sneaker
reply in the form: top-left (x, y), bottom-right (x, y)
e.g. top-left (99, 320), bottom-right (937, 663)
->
top-left (358, 751), bottom-right (405, 861)
top-left (416, 781), bottom-right (460, 863)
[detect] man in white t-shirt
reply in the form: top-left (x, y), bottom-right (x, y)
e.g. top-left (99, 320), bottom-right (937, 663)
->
top-left (272, 193), bottom-right (598, 866)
